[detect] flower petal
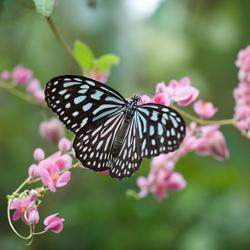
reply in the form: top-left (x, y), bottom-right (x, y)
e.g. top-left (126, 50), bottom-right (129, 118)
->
top-left (56, 171), bottom-right (71, 188)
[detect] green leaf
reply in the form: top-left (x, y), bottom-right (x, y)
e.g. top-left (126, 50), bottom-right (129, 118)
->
top-left (33, 0), bottom-right (55, 17)
top-left (73, 40), bottom-right (94, 70)
top-left (95, 54), bottom-right (120, 72)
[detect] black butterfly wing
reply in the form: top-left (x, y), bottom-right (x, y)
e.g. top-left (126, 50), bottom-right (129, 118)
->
top-left (45, 75), bottom-right (127, 134)
top-left (109, 116), bottom-right (142, 179)
top-left (73, 112), bottom-right (125, 171)
top-left (136, 104), bottom-right (186, 157)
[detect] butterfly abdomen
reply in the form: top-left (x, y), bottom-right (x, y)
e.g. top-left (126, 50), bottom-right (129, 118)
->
top-left (111, 100), bottom-right (138, 157)
top-left (112, 118), bottom-right (131, 157)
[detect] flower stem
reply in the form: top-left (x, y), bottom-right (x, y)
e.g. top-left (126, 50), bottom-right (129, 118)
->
top-left (171, 104), bottom-right (236, 126)
top-left (13, 177), bottom-right (32, 195)
top-left (0, 80), bottom-right (47, 110)
top-left (32, 229), bottom-right (48, 235)
top-left (46, 17), bottom-right (76, 63)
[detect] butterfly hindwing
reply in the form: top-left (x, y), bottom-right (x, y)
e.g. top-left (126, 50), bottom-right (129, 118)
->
top-left (45, 75), bottom-right (126, 134)
top-left (73, 112), bottom-right (125, 171)
top-left (136, 104), bottom-right (186, 158)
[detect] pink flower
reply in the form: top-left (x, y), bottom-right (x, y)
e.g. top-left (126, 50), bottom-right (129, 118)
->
top-left (152, 92), bottom-right (170, 106)
top-left (148, 168), bottom-right (186, 200)
top-left (40, 165), bottom-right (71, 192)
top-left (208, 129), bottom-right (229, 160)
top-left (138, 95), bottom-right (152, 105)
top-left (137, 154), bottom-right (187, 200)
top-left (54, 154), bottom-right (72, 170)
top-left (153, 168), bottom-right (186, 200)
top-left (167, 172), bottom-right (186, 190)
top-left (33, 89), bottom-right (45, 102)
top-left (152, 77), bottom-right (199, 107)
top-left (1, 70), bottom-right (10, 80)
top-left (33, 148), bottom-right (45, 161)
top-left (28, 164), bottom-right (41, 177)
top-left (10, 196), bottom-right (33, 222)
top-left (39, 118), bottom-right (64, 144)
top-left (193, 100), bottom-right (218, 118)
top-left (26, 79), bottom-right (45, 102)
top-left (46, 151), bottom-right (72, 170)
top-left (153, 81), bottom-right (171, 106)
top-left (193, 125), bottom-right (229, 161)
top-left (44, 214), bottom-right (65, 234)
top-left (12, 65), bottom-right (32, 85)
top-left (155, 81), bottom-right (168, 94)
top-left (28, 149), bottom-right (72, 178)
top-left (9, 192), bottom-right (39, 224)
top-left (151, 154), bottom-right (175, 171)
top-left (154, 169), bottom-right (173, 199)
top-left (169, 77), bottom-right (199, 106)
top-left (26, 79), bottom-right (41, 94)
top-left (26, 207), bottom-right (39, 224)
top-left (58, 138), bottom-right (71, 153)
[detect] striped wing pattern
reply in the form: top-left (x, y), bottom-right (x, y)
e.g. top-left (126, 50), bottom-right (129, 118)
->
top-left (45, 75), bottom-right (126, 134)
top-left (136, 104), bottom-right (186, 158)
top-left (73, 112), bottom-right (125, 171)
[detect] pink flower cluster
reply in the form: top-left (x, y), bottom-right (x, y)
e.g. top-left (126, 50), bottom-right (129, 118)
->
top-left (1, 65), bottom-right (45, 102)
top-left (140, 77), bottom-right (218, 120)
top-left (139, 77), bottom-right (199, 106)
top-left (140, 77), bottom-right (219, 119)
top-left (10, 189), bottom-right (39, 224)
top-left (236, 46), bottom-right (250, 83)
top-left (137, 155), bottom-right (186, 200)
top-left (9, 137), bottom-right (72, 234)
top-left (186, 123), bottom-right (229, 161)
top-left (28, 138), bottom-right (72, 192)
top-left (137, 122), bottom-right (229, 200)
top-left (10, 190), bottom-right (64, 233)
top-left (234, 46), bottom-right (250, 138)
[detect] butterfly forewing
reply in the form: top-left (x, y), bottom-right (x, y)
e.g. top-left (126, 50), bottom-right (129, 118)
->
top-left (136, 104), bottom-right (186, 157)
top-left (45, 75), bottom-right (127, 134)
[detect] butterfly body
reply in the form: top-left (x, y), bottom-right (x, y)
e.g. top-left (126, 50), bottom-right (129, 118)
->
top-left (45, 75), bottom-right (186, 179)
top-left (111, 96), bottom-right (139, 156)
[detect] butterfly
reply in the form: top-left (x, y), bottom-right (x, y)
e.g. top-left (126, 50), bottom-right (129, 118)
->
top-left (45, 75), bottom-right (186, 179)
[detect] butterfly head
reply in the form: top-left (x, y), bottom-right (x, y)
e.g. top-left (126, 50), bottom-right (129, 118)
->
top-left (132, 95), bottom-right (141, 104)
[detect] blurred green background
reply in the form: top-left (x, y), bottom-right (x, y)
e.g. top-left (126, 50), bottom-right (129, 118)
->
top-left (1, 0), bottom-right (250, 249)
